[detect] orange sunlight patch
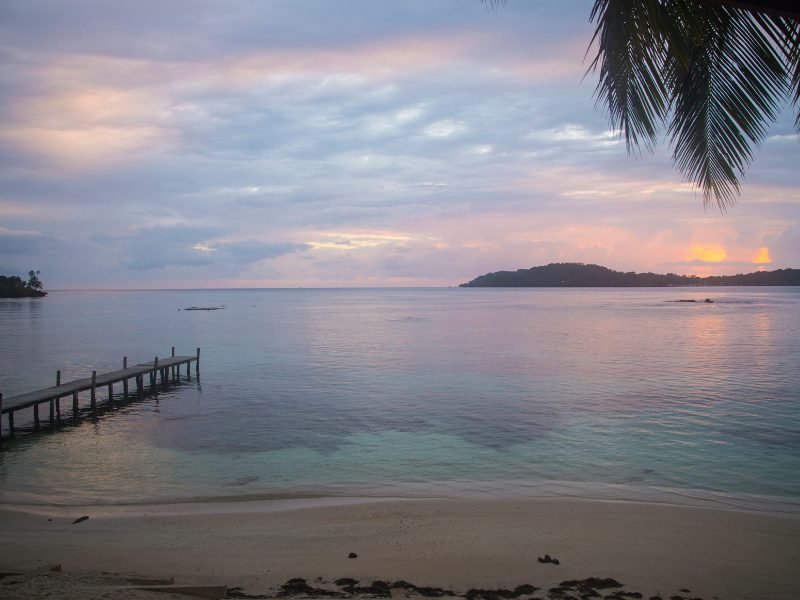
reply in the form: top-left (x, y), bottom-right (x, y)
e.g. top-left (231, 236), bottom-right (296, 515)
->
top-left (753, 247), bottom-right (772, 264)
top-left (689, 244), bottom-right (727, 263)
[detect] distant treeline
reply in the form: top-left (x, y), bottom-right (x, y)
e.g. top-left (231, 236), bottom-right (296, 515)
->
top-left (0, 272), bottom-right (47, 297)
top-left (460, 263), bottom-right (800, 287)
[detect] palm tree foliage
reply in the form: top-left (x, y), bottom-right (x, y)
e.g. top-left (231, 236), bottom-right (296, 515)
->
top-left (588, 0), bottom-right (800, 209)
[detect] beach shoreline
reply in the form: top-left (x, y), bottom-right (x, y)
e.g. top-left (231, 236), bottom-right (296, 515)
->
top-left (2, 496), bottom-right (799, 599)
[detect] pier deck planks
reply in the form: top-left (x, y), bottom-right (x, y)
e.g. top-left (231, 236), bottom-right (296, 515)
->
top-left (1, 356), bottom-right (197, 414)
top-left (1, 349), bottom-right (200, 440)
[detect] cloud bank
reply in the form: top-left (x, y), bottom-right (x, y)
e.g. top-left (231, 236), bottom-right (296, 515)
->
top-left (0, 1), bottom-right (797, 287)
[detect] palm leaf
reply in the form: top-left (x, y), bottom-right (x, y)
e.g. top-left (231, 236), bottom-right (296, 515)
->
top-left (668, 3), bottom-right (788, 208)
top-left (747, 13), bottom-right (800, 132)
top-left (588, 0), bottom-right (671, 153)
top-left (782, 18), bottom-right (800, 132)
top-left (590, 0), bottom-right (795, 209)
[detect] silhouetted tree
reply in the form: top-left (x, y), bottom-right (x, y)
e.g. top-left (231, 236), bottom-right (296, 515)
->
top-left (27, 269), bottom-right (43, 290)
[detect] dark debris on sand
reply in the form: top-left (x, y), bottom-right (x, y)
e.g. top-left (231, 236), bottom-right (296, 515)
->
top-left (466, 584), bottom-right (539, 600)
top-left (277, 578), bottom-right (347, 597)
top-left (230, 577), bottom-right (704, 600)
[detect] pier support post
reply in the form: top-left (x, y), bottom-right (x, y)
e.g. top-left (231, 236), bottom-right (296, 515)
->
top-left (49, 399), bottom-right (55, 429)
top-left (55, 370), bottom-right (61, 417)
top-left (90, 371), bottom-right (97, 416)
top-left (34, 403), bottom-right (40, 429)
top-left (72, 392), bottom-right (79, 423)
top-left (0, 392), bottom-right (3, 443)
top-left (108, 382), bottom-right (113, 404)
top-left (196, 347), bottom-right (200, 374)
top-left (152, 357), bottom-right (158, 386)
top-left (8, 410), bottom-right (14, 438)
top-left (123, 357), bottom-right (129, 396)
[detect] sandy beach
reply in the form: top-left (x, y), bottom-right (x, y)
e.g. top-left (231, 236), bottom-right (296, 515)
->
top-left (1, 497), bottom-right (798, 599)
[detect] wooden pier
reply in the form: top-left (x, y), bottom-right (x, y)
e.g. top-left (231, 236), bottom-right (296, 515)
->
top-left (0, 347), bottom-right (200, 441)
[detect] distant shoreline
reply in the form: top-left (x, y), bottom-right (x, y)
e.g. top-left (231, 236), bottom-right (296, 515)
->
top-left (461, 262), bottom-right (800, 287)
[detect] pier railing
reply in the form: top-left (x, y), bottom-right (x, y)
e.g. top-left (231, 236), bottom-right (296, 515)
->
top-left (0, 347), bottom-right (200, 441)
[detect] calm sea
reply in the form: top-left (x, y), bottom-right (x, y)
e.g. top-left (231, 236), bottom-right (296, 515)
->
top-left (1, 288), bottom-right (799, 513)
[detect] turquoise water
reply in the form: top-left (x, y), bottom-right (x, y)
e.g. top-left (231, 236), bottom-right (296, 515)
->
top-left (0, 288), bottom-right (799, 512)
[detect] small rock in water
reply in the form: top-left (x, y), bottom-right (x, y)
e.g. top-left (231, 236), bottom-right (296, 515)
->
top-left (72, 515), bottom-right (89, 524)
top-left (348, 552), bottom-right (358, 559)
top-left (537, 553), bottom-right (559, 564)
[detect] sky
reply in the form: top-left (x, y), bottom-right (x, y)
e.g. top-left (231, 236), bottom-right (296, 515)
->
top-left (1, 1), bottom-right (798, 289)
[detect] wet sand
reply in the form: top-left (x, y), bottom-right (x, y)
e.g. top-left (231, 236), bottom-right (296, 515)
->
top-left (1, 497), bottom-right (799, 599)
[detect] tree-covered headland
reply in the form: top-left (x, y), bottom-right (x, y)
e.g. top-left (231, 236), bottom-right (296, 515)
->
top-left (0, 270), bottom-right (47, 297)
top-left (460, 263), bottom-right (800, 287)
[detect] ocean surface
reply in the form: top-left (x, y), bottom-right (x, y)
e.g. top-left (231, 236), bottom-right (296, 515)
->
top-left (1, 287), bottom-right (799, 514)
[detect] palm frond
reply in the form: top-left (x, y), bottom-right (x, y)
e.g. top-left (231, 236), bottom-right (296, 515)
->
top-left (590, 0), bottom-right (794, 210)
top-left (785, 19), bottom-right (800, 132)
top-left (749, 13), bottom-right (800, 133)
top-left (668, 3), bottom-right (788, 208)
top-left (588, 0), bottom-right (671, 153)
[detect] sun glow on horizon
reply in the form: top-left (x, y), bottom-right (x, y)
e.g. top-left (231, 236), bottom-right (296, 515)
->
top-left (689, 244), bottom-right (727, 263)
top-left (753, 247), bottom-right (772, 264)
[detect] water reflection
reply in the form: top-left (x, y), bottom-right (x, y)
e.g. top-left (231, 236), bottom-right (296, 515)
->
top-left (1, 288), bottom-right (799, 504)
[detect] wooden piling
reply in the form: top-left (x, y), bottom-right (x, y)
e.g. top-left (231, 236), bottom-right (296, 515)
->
top-left (90, 371), bottom-right (97, 413)
top-left (8, 410), bottom-right (14, 438)
top-left (72, 391), bottom-right (79, 422)
top-left (33, 403), bottom-right (40, 429)
top-left (123, 357), bottom-right (129, 396)
top-left (49, 399), bottom-right (55, 429)
top-left (196, 347), bottom-right (200, 374)
top-left (153, 357), bottom-right (158, 386)
top-left (0, 392), bottom-right (3, 442)
top-left (55, 370), bottom-right (62, 416)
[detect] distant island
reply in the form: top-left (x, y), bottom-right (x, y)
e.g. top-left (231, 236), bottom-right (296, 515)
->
top-left (460, 263), bottom-right (800, 287)
top-left (0, 270), bottom-right (47, 297)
